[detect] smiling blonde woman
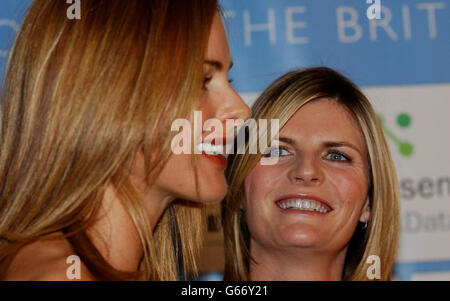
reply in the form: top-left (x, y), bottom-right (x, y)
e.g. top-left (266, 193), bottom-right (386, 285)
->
top-left (222, 67), bottom-right (400, 281)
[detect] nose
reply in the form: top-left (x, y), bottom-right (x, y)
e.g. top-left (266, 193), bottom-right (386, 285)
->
top-left (219, 88), bottom-right (251, 123)
top-left (288, 156), bottom-right (324, 186)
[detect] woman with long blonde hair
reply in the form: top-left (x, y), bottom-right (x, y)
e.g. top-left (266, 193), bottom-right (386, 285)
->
top-left (222, 67), bottom-right (400, 281)
top-left (0, 0), bottom-right (250, 280)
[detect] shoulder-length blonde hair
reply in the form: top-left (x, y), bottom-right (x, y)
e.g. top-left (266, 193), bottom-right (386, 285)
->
top-left (0, 0), bottom-right (218, 280)
top-left (222, 67), bottom-right (400, 281)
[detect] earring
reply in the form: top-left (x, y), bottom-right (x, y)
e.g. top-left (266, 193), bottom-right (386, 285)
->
top-left (362, 221), bottom-right (368, 229)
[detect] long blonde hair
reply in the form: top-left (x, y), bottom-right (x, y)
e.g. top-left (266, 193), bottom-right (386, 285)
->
top-left (0, 0), bottom-right (218, 280)
top-left (222, 67), bottom-right (400, 281)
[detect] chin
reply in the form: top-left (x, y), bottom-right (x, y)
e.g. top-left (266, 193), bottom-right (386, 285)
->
top-left (196, 177), bottom-right (228, 204)
top-left (198, 187), bottom-right (228, 204)
top-left (278, 224), bottom-right (323, 247)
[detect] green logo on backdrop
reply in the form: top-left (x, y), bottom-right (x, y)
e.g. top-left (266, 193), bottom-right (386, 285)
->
top-left (378, 112), bottom-right (414, 157)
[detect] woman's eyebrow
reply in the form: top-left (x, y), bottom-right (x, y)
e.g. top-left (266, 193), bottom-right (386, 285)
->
top-left (274, 136), bottom-right (295, 145)
top-left (204, 60), bottom-right (234, 71)
top-left (275, 138), bottom-right (362, 155)
top-left (323, 141), bottom-right (362, 155)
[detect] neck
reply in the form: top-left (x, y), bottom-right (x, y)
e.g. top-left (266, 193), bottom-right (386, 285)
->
top-left (86, 181), bottom-right (173, 273)
top-left (249, 240), bottom-right (347, 281)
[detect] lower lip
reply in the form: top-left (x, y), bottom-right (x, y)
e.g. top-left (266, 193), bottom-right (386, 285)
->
top-left (202, 153), bottom-right (227, 169)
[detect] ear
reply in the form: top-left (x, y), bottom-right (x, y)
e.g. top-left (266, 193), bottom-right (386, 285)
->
top-left (359, 198), bottom-right (371, 223)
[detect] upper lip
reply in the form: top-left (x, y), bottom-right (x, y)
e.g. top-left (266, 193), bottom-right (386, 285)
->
top-left (274, 193), bottom-right (334, 210)
top-left (210, 137), bottom-right (233, 146)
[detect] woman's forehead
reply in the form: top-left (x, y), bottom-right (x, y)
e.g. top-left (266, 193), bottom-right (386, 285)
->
top-left (279, 98), bottom-right (366, 152)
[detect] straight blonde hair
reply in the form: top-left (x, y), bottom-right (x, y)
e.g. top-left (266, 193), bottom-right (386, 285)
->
top-left (222, 67), bottom-right (400, 281)
top-left (0, 0), bottom-right (218, 280)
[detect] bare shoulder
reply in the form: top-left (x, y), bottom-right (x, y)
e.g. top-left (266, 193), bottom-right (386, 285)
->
top-left (4, 233), bottom-right (95, 281)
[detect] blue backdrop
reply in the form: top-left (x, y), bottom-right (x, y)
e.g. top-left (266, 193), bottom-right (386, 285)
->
top-left (223, 0), bottom-right (450, 92)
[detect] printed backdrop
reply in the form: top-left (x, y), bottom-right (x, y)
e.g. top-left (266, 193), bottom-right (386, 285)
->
top-left (0, 0), bottom-right (449, 280)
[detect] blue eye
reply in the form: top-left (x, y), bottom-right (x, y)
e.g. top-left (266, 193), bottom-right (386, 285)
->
top-left (326, 151), bottom-right (349, 162)
top-left (262, 147), bottom-right (290, 157)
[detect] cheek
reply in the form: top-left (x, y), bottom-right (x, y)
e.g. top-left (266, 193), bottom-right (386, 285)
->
top-left (321, 168), bottom-right (368, 250)
top-left (243, 165), bottom-right (282, 242)
top-left (244, 164), bottom-right (283, 206)
top-left (159, 154), bottom-right (194, 190)
top-left (327, 168), bottom-right (368, 216)
top-left (200, 96), bottom-right (217, 121)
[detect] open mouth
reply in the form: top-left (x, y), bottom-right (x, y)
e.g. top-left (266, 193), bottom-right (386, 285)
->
top-left (275, 196), bottom-right (333, 214)
top-left (196, 136), bottom-right (234, 157)
top-left (196, 139), bottom-right (232, 169)
top-left (196, 142), bottom-right (229, 158)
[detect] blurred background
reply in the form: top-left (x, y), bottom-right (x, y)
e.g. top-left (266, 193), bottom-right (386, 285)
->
top-left (0, 0), bottom-right (449, 281)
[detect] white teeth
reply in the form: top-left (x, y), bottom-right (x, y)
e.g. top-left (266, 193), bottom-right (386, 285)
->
top-left (196, 140), bottom-right (235, 158)
top-left (197, 143), bottom-right (224, 155)
top-left (304, 201), bottom-right (310, 209)
top-left (277, 199), bottom-right (330, 213)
